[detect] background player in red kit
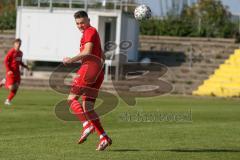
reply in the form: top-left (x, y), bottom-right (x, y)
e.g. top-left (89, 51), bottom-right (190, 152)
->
top-left (0, 38), bottom-right (29, 105)
top-left (63, 11), bottom-right (112, 151)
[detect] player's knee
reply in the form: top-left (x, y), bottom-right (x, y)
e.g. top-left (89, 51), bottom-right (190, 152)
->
top-left (8, 85), bottom-right (15, 91)
top-left (67, 94), bottom-right (78, 105)
top-left (11, 84), bottom-right (19, 91)
top-left (67, 98), bottom-right (74, 106)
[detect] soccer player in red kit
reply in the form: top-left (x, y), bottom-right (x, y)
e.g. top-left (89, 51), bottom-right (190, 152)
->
top-left (63, 11), bottom-right (112, 151)
top-left (0, 38), bottom-right (29, 105)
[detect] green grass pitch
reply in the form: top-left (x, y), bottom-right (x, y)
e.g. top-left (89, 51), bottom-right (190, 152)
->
top-left (0, 89), bottom-right (240, 160)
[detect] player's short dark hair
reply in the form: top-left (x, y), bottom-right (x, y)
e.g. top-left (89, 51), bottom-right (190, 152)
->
top-left (74, 10), bottom-right (88, 19)
top-left (14, 38), bottom-right (22, 44)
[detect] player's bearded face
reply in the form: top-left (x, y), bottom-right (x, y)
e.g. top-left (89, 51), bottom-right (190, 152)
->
top-left (75, 17), bottom-right (90, 32)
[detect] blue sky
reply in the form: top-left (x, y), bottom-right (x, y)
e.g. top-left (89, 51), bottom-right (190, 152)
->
top-left (222, 0), bottom-right (240, 14)
top-left (135, 0), bottom-right (240, 16)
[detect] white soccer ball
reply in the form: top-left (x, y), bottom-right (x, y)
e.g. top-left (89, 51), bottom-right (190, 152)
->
top-left (134, 4), bottom-right (152, 21)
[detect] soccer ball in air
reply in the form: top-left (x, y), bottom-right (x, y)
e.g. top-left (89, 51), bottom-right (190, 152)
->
top-left (134, 5), bottom-right (152, 21)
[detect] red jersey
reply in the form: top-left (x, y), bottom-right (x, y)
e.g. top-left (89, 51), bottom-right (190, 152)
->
top-left (4, 48), bottom-right (23, 74)
top-left (80, 26), bottom-right (103, 64)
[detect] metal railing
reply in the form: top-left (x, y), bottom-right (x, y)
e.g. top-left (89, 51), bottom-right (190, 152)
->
top-left (15, 0), bottom-right (138, 11)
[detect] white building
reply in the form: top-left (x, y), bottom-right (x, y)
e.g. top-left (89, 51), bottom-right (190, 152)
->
top-left (16, 0), bottom-right (139, 80)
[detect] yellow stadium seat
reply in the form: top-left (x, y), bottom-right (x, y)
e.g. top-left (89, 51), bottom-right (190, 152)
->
top-left (193, 49), bottom-right (240, 97)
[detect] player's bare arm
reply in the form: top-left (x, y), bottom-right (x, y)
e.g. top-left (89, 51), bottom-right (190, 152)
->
top-left (63, 42), bottom-right (93, 65)
top-left (20, 61), bottom-right (29, 70)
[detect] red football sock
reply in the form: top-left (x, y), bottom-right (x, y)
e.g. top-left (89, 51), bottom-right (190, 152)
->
top-left (91, 118), bottom-right (106, 137)
top-left (69, 99), bottom-right (87, 123)
top-left (7, 89), bottom-right (17, 101)
top-left (83, 99), bottom-right (106, 136)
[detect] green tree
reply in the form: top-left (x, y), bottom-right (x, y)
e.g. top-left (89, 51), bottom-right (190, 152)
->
top-left (182, 0), bottom-right (236, 38)
top-left (140, 0), bottom-right (238, 38)
top-left (0, 0), bottom-right (16, 30)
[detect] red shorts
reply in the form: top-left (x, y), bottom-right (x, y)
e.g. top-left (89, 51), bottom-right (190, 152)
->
top-left (5, 73), bottom-right (21, 89)
top-left (70, 64), bottom-right (104, 101)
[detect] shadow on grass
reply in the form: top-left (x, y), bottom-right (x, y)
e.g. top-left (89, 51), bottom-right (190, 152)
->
top-left (163, 148), bottom-right (240, 153)
top-left (109, 148), bottom-right (240, 153)
top-left (109, 149), bottom-right (141, 152)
